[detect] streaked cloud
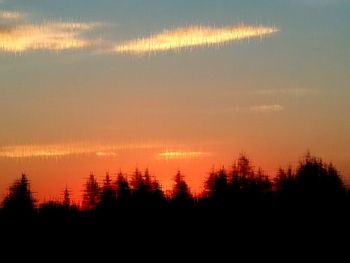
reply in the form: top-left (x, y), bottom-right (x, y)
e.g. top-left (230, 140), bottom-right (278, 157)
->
top-left (0, 8), bottom-right (102, 53)
top-left (201, 104), bottom-right (285, 115)
top-left (0, 144), bottom-right (100, 158)
top-left (0, 143), bottom-right (120, 159)
top-left (114, 24), bottom-right (279, 55)
top-left (0, 22), bottom-right (99, 52)
top-left (292, 0), bottom-right (344, 6)
top-left (0, 11), bottom-right (23, 20)
top-left (250, 88), bottom-right (317, 96)
top-left (157, 151), bottom-right (211, 160)
top-left (0, 142), bottom-right (179, 159)
top-left (249, 104), bottom-right (284, 113)
top-left (96, 151), bottom-right (118, 157)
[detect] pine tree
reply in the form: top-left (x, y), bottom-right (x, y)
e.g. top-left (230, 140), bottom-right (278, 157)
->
top-left (172, 171), bottom-right (191, 201)
top-left (130, 168), bottom-right (143, 192)
top-left (82, 173), bottom-right (100, 210)
top-left (115, 171), bottom-right (131, 202)
top-left (63, 186), bottom-right (71, 208)
top-left (100, 172), bottom-right (117, 209)
top-left (3, 174), bottom-right (36, 214)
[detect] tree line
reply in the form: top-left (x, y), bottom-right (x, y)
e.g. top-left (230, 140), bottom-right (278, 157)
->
top-left (1, 153), bottom-right (348, 220)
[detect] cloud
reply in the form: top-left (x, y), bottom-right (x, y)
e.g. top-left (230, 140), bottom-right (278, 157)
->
top-left (95, 151), bottom-right (118, 157)
top-left (198, 104), bottom-right (285, 115)
top-left (114, 24), bottom-right (279, 55)
top-left (0, 9), bottom-right (102, 53)
top-left (0, 143), bottom-right (214, 160)
top-left (0, 22), bottom-right (99, 52)
top-left (0, 143), bottom-right (99, 158)
top-left (0, 142), bottom-right (170, 159)
top-left (250, 88), bottom-right (317, 96)
top-left (249, 104), bottom-right (284, 113)
top-left (292, 0), bottom-right (344, 6)
top-left (0, 11), bottom-right (23, 20)
top-left (157, 151), bottom-right (211, 160)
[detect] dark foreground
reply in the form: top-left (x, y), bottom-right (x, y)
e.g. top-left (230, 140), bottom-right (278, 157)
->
top-left (1, 154), bottom-right (350, 256)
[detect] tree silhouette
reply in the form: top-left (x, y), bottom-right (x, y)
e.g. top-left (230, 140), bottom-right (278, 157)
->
top-left (63, 186), bottom-right (71, 209)
top-left (82, 174), bottom-right (100, 210)
top-left (130, 168), bottom-right (143, 192)
top-left (99, 173), bottom-right (117, 210)
top-left (229, 154), bottom-right (252, 194)
top-left (235, 154), bottom-right (254, 179)
top-left (115, 171), bottom-right (131, 203)
top-left (230, 154), bottom-right (254, 194)
top-left (205, 168), bottom-right (216, 198)
top-left (254, 168), bottom-right (272, 194)
top-left (3, 174), bottom-right (36, 215)
top-left (172, 171), bottom-right (193, 208)
top-left (295, 153), bottom-right (345, 199)
top-left (275, 166), bottom-right (297, 198)
top-left (151, 178), bottom-right (166, 208)
top-left (274, 153), bottom-right (346, 207)
top-left (1, 152), bottom-right (349, 230)
top-left (205, 168), bottom-right (228, 202)
top-left (129, 168), bottom-right (164, 209)
top-left (143, 169), bottom-right (152, 193)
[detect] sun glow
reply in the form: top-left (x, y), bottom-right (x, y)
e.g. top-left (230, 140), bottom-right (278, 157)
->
top-left (115, 24), bottom-right (279, 55)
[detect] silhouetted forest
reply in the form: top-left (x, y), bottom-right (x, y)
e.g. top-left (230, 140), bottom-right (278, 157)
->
top-left (1, 153), bottom-right (350, 245)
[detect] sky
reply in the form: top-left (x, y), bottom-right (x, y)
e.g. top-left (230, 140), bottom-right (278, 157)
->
top-left (0, 0), bottom-right (349, 203)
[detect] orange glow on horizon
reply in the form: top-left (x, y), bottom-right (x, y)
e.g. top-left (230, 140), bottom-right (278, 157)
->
top-left (1, 145), bottom-right (341, 205)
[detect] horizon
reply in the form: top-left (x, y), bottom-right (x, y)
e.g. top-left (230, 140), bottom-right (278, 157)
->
top-left (1, 0), bottom-right (349, 203)
top-left (1, 152), bottom-right (348, 204)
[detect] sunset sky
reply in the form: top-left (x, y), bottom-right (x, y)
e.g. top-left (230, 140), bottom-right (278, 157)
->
top-left (1, 0), bottom-right (349, 203)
